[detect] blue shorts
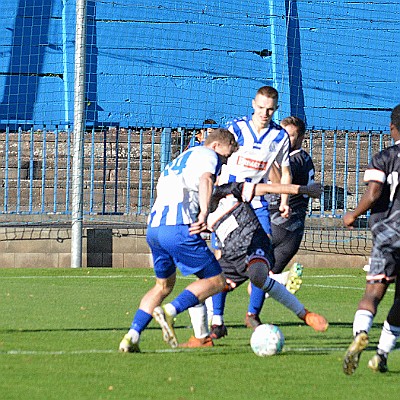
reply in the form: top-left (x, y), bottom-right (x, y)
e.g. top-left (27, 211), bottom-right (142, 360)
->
top-left (146, 224), bottom-right (222, 279)
top-left (254, 207), bottom-right (272, 235)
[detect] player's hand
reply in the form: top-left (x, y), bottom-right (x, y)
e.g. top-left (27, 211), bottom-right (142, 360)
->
top-left (279, 204), bottom-right (291, 218)
top-left (343, 212), bottom-right (356, 228)
top-left (189, 212), bottom-right (208, 235)
top-left (189, 220), bottom-right (207, 235)
top-left (306, 182), bottom-right (323, 198)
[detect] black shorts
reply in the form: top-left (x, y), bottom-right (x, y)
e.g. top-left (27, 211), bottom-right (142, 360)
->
top-left (369, 210), bottom-right (400, 283)
top-left (219, 228), bottom-right (274, 286)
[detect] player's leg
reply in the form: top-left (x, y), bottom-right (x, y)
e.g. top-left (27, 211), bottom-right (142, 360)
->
top-left (153, 226), bottom-right (226, 347)
top-left (368, 270), bottom-right (400, 372)
top-left (270, 221), bottom-right (304, 292)
top-left (246, 220), bottom-right (303, 327)
top-left (120, 226), bottom-right (177, 352)
top-left (209, 291), bottom-right (229, 339)
top-left (180, 303), bottom-right (214, 348)
top-left (246, 256), bottom-right (328, 332)
top-left (209, 263), bottom-right (241, 340)
top-left (343, 237), bottom-right (396, 375)
top-left (343, 281), bottom-right (387, 374)
top-left (245, 284), bottom-right (265, 329)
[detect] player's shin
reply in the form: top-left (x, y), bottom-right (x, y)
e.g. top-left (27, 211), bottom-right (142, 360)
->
top-left (262, 277), bottom-right (305, 317)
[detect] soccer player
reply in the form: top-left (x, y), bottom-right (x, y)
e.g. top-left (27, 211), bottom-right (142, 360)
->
top-left (209, 86), bottom-right (293, 339)
top-left (342, 104), bottom-right (400, 374)
top-left (181, 180), bottom-right (328, 348)
top-left (118, 128), bottom-right (238, 352)
top-left (246, 116), bottom-right (316, 329)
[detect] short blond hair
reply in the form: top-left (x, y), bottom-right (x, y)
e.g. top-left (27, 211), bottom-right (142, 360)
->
top-left (204, 128), bottom-right (237, 149)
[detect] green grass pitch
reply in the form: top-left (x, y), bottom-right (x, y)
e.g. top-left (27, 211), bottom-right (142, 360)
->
top-left (1, 267), bottom-right (399, 399)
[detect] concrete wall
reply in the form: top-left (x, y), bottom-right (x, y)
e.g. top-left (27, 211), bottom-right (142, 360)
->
top-left (0, 226), bottom-right (368, 269)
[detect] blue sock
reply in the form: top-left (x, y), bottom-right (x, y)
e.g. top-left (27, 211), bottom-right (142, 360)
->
top-left (130, 309), bottom-right (153, 333)
top-left (212, 291), bottom-right (227, 315)
top-left (248, 283), bottom-right (265, 314)
top-left (171, 289), bottom-right (199, 314)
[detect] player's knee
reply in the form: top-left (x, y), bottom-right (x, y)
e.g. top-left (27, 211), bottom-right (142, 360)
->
top-left (246, 257), bottom-right (270, 289)
top-left (212, 273), bottom-right (228, 292)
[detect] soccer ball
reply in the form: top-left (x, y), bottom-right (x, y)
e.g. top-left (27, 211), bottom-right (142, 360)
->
top-left (250, 324), bottom-right (285, 357)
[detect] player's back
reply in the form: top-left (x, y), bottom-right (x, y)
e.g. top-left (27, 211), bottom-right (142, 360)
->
top-left (148, 146), bottom-right (220, 227)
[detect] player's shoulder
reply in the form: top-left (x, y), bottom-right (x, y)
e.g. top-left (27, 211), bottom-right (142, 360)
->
top-left (291, 148), bottom-right (312, 161)
top-left (372, 143), bottom-right (400, 166)
top-left (226, 115), bottom-right (250, 127)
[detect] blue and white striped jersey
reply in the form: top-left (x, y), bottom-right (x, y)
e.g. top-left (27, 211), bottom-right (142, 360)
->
top-left (219, 115), bottom-right (290, 209)
top-left (148, 146), bottom-right (222, 227)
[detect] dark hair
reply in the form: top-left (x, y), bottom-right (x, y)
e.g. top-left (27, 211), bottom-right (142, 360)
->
top-left (204, 128), bottom-right (238, 150)
top-left (256, 86), bottom-right (279, 101)
top-left (280, 116), bottom-right (306, 137)
top-left (391, 104), bottom-right (400, 131)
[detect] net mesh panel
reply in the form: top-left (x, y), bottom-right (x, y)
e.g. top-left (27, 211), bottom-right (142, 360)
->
top-left (1, 0), bottom-right (400, 256)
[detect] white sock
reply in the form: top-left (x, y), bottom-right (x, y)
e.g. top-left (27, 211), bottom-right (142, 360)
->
top-left (211, 314), bottom-right (224, 326)
top-left (163, 303), bottom-right (177, 317)
top-left (205, 296), bottom-right (214, 327)
top-left (353, 309), bottom-right (374, 337)
top-left (377, 320), bottom-right (400, 354)
top-left (271, 271), bottom-right (290, 285)
top-left (265, 271), bottom-right (291, 299)
top-left (264, 277), bottom-right (305, 318)
top-left (188, 303), bottom-right (209, 339)
top-left (127, 329), bottom-right (140, 344)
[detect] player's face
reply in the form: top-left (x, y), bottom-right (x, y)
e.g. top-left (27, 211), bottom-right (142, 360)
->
top-left (252, 94), bottom-right (278, 128)
top-left (284, 124), bottom-right (303, 151)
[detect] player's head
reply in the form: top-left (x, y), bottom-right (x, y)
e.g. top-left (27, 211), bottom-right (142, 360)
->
top-left (198, 119), bottom-right (217, 141)
top-left (280, 116), bottom-right (306, 151)
top-left (390, 104), bottom-right (400, 140)
top-left (252, 86), bottom-right (279, 128)
top-left (204, 128), bottom-right (238, 159)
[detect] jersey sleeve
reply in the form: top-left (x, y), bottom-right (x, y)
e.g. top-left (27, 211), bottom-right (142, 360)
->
top-left (364, 153), bottom-right (387, 184)
top-left (182, 148), bottom-right (219, 189)
top-left (275, 130), bottom-right (291, 168)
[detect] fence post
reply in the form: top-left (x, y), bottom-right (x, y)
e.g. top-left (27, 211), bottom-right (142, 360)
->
top-left (160, 128), bottom-right (172, 170)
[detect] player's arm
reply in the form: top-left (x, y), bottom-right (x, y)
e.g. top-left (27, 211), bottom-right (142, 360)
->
top-left (279, 165), bottom-right (292, 217)
top-left (254, 182), bottom-right (322, 198)
top-left (343, 181), bottom-right (383, 228)
top-left (189, 171), bottom-right (215, 234)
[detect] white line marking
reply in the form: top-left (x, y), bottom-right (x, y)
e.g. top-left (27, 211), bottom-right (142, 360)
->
top-left (0, 274), bottom-right (362, 280)
top-left (3, 347), bottom-right (397, 356)
top-left (0, 347), bottom-right (349, 356)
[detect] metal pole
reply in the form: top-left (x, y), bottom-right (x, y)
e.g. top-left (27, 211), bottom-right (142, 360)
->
top-left (71, 0), bottom-right (87, 268)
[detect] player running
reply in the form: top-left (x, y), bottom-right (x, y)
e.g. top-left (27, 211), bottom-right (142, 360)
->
top-left (342, 104), bottom-right (400, 374)
top-left (118, 128), bottom-right (238, 352)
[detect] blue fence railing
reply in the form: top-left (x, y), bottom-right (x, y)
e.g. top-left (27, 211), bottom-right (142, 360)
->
top-left (0, 126), bottom-right (392, 225)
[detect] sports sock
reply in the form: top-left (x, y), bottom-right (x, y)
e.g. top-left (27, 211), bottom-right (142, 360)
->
top-left (353, 309), bottom-right (374, 337)
top-left (270, 271), bottom-right (290, 285)
top-left (171, 289), bottom-right (199, 314)
top-left (248, 283), bottom-right (265, 314)
top-left (205, 296), bottom-right (214, 327)
top-left (188, 303), bottom-right (209, 339)
top-left (377, 320), bottom-right (400, 354)
top-left (130, 309), bottom-right (153, 334)
top-left (263, 277), bottom-right (305, 317)
top-left (211, 291), bottom-right (227, 325)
